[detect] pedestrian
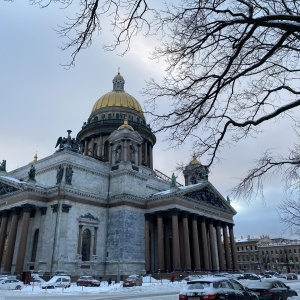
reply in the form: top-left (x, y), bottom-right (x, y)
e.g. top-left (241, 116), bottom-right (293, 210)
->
top-left (108, 277), bottom-right (112, 286)
top-left (170, 274), bottom-right (175, 283)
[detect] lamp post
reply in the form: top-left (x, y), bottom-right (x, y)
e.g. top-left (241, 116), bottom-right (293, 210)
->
top-left (246, 246), bottom-right (251, 272)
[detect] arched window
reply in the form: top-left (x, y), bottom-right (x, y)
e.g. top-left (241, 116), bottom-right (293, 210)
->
top-left (81, 229), bottom-right (91, 261)
top-left (93, 143), bottom-right (98, 158)
top-left (104, 142), bottom-right (109, 161)
top-left (31, 229), bottom-right (39, 262)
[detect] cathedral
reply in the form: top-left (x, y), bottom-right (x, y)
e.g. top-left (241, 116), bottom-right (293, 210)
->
top-left (0, 72), bottom-right (238, 277)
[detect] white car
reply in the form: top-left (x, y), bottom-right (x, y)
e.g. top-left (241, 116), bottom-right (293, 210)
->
top-left (41, 275), bottom-right (71, 289)
top-left (0, 278), bottom-right (24, 290)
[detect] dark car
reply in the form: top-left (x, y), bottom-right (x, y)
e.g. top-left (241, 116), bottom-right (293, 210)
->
top-left (242, 273), bottom-right (262, 280)
top-left (122, 275), bottom-right (143, 287)
top-left (247, 279), bottom-right (298, 300)
top-left (285, 273), bottom-right (298, 280)
top-left (179, 277), bottom-right (259, 300)
top-left (76, 276), bottom-right (100, 287)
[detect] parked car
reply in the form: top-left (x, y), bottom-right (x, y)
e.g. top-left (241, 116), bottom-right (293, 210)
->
top-left (0, 278), bottom-right (24, 290)
top-left (30, 273), bottom-right (45, 285)
top-left (77, 276), bottom-right (100, 287)
top-left (247, 279), bottom-right (298, 300)
top-left (182, 275), bottom-right (204, 282)
top-left (122, 275), bottom-right (143, 287)
top-left (284, 273), bottom-right (298, 280)
top-left (41, 275), bottom-right (71, 289)
top-left (242, 273), bottom-right (262, 280)
top-left (179, 276), bottom-right (259, 300)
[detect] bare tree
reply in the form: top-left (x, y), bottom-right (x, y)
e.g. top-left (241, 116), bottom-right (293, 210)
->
top-left (9, 1), bottom-right (300, 204)
top-left (141, 0), bottom-right (300, 201)
top-left (25, 0), bottom-right (159, 66)
top-left (278, 193), bottom-right (300, 236)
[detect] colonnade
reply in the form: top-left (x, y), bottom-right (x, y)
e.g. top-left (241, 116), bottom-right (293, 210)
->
top-left (82, 134), bottom-right (154, 168)
top-left (145, 209), bottom-right (238, 273)
top-left (0, 205), bottom-right (41, 273)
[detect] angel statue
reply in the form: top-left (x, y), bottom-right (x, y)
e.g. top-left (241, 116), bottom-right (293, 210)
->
top-left (55, 130), bottom-right (81, 153)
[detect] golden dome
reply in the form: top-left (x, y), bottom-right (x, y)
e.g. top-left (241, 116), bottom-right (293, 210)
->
top-left (91, 91), bottom-right (143, 114)
top-left (189, 154), bottom-right (201, 165)
top-left (91, 71), bottom-right (144, 114)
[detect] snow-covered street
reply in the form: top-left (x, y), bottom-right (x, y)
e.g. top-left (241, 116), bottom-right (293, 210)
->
top-left (2, 276), bottom-right (300, 300)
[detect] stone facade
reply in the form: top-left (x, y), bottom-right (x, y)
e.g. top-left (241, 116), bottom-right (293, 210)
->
top-left (0, 72), bottom-right (239, 277)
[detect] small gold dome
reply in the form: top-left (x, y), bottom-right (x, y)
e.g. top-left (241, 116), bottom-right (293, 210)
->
top-left (118, 119), bottom-right (134, 131)
top-left (91, 91), bottom-right (143, 114)
top-left (189, 154), bottom-right (201, 165)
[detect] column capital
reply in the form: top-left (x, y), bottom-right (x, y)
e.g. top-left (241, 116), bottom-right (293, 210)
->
top-left (62, 204), bottom-right (72, 213)
top-left (170, 208), bottom-right (180, 216)
top-left (21, 204), bottom-right (35, 213)
top-left (190, 214), bottom-right (198, 221)
top-left (0, 209), bottom-right (10, 218)
top-left (39, 207), bottom-right (47, 216)
top-left (145, 213), bottom-right (153, 221)
top-left (11, 207), bottom-right (21, 216)
top-left (181, 211), bottom-right (189, 218)
top-left (214, 220), bottom-right (222, 227)
top-left (228, 223), bottom-right (235, 229)
top-left (156, 211), bottom-right (165, 218)
top-left (199, 216), bottom-right (206, 222)
top-left (51, 204), bottom-right (59, 213)
top-left (207, 218), bottom-right (215, 225)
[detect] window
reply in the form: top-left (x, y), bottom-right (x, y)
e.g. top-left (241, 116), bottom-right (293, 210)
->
top-left (81, 229), bottom-right (91, 261)
top-left (93, 143), bottom-right (98, 158)
top-left (101, 114), bottom-right (105, 120)
top-left (31, 229), bottom-right (39, 262)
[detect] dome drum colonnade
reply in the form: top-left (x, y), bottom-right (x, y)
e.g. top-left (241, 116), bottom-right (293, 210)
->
top-left (145, 209), bottom-right (238, 273)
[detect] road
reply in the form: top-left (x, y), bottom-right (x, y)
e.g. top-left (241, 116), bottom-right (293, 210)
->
top-left (0, 289), bottom-right (180, 300)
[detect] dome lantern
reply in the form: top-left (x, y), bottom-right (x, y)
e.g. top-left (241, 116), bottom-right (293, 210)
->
top-left (113, 69), bottom-right (125, 92)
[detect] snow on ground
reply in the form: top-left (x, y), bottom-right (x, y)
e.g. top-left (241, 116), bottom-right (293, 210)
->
top-left (2, 275), bottom-right (300, 298)
top-left (0, 275), bottom-right (184, 297)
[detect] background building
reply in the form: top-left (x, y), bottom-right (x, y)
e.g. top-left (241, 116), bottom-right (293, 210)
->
top-left (236, 235), bottom-right (300, 274)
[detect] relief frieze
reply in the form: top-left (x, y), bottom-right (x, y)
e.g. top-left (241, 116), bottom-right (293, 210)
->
top-left (0, 182), bottom-right (18, 196)
top-left (183, 187), bottom-right (228, 211)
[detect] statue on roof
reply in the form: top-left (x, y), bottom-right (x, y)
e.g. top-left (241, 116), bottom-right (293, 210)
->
top-left (65, 165), bottom-right (74, 185)
top-left (227, 196), bottom-right (231, 204)
top-left (171, 173), bottom-right (177, 188)
top-left (28, 165), bottom-right (36, 181)
top-left (0, 160), bottom-right (6, 172)
top-left (56, 165), bottom-right (64, 185)
top-left (55, 130), bottom-right (81, 153)
top-left (198, 165), bottom-right (209, 180)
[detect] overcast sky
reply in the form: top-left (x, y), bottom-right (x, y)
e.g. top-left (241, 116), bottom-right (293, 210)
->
top-left (1, 1), bottom-right (298, 241)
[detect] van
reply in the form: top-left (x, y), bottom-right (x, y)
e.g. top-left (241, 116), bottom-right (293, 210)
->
top-left (41, 275), bottom-right (71, 289)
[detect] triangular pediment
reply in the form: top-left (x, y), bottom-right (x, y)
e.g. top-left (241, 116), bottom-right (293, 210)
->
top-left (0, 176), bottom-right (26, 197)
top-left (0, 181), bottom-right (19, 196)
top-left (182, 185), bottom-right (234, 213)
